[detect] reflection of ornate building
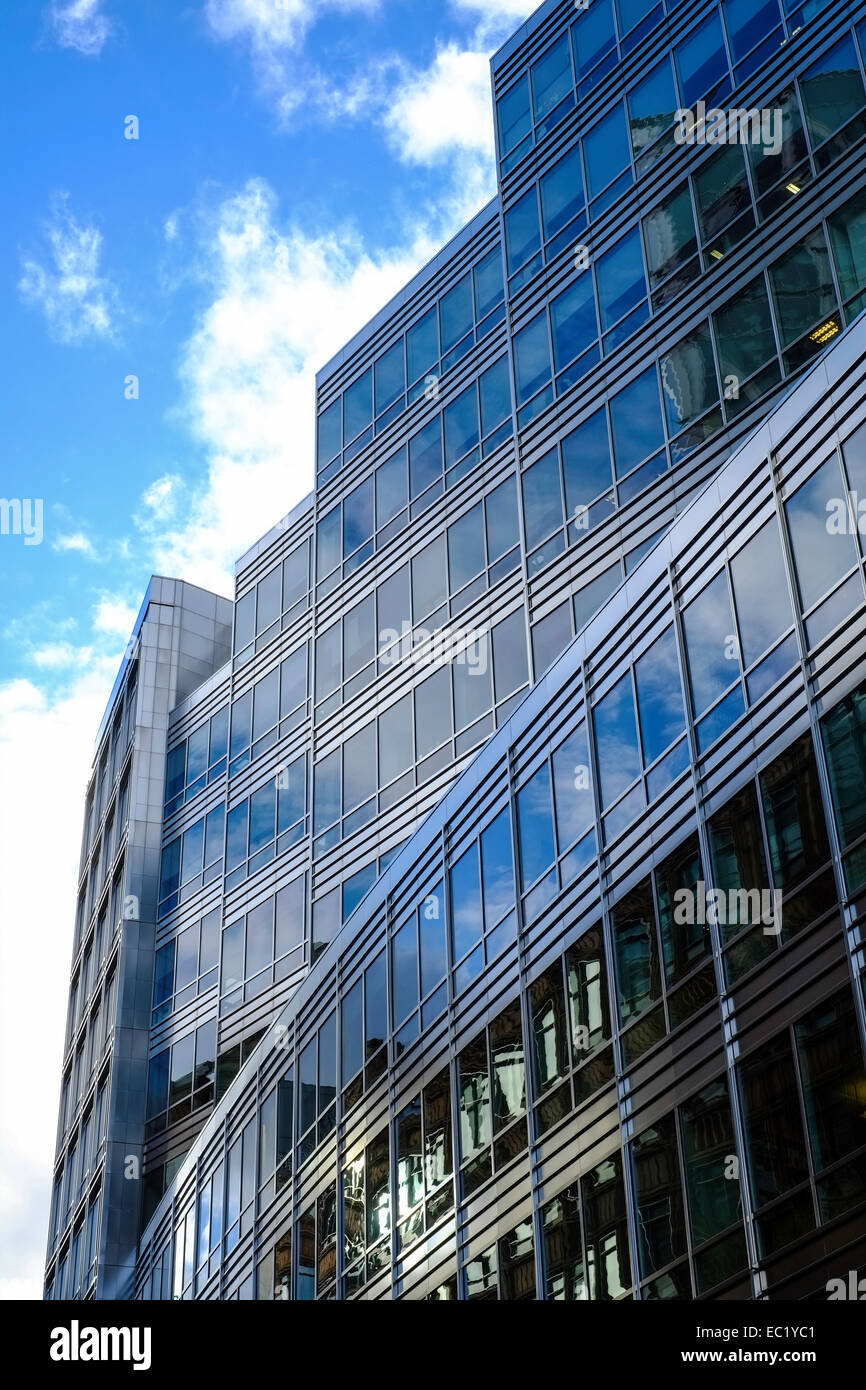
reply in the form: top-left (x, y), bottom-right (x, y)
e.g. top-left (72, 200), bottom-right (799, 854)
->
top-left (46, 0), bottom-right (866, 1301)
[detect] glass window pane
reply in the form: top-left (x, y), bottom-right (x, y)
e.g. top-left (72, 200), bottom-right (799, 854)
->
top-left (795, 990), bottom-right (865, 1175)
top-left (582, 1154), bottom-right (631, 1299)
top-left (724, 0), bottom-right (780, 64)
top-left (497, 76), bottom-right (531, 157)
top-left (655, 833), bottom-right (708, 986)
top-left (343, 595), bottom-right (374, 681)
top-left (738, 1033), bottom-right (809, 1207)
top-left (567, 925), bottom-right (610, 1057)
top-left (612, 879), bottom-right (660, 1025)
top-left (317, 399), bottom-right (341, 469)
top-left (392, 918), bottom-right (418, 1026)
top-left (480, 808), bottom-right (514, 930)
top-left (453, 650), bottom-right (491, 731)
top-left (375, 340), bottom-right (405, 415)
top-left (485, 476), bottom-right (518, 562)
top-left (713, 275), bottom-right (776, 386)
top-left (660, 322), bottom-right (718, 434)
top-left (562, 408), bottom-right (613, 515)
top-left (707, 783), bottom-right (771, 943)
top-left (505, 188), bottom-right (541, 278)
top-left (584, 103), bottom-right (630, 199)
top-left (730, 519), bottom-right (793, 666)
top-left (632, 1115), bottom-right (686, 1278)
top-left (343, 723), bottom-right (376, 813)
top-left (490, 1001), bottom-right (526, 1129)
top-left (474, 245), bottom-right (504, 320)
top-left (821, 683), bottom-right (866, 863)
top-left (344, 369), bottom-right (372, 444)
top-left (643, 184), bottom-right (697, 287)
top-left (759, 732), bottom-right (830, 893)
top-left (280, 647), bottom-right (306, 718)
top-left (628, 58), bottom-right (676, 158)
top-left (517, 764), bottom-right (556, 888)
top-left (412, 536), bottom-right (447, 621)
top-left (682, 570), bottom-right (740, 717)
top-left (444, 385), bottom-right (480, 469)
top-left (609, 367), bottom-right (664, 478)
top-left (409, 417), bottom-right (443, 499)
top-left (252, 669), bottom-right (279, 741)
top-left (634, 627), bottom-right (685, 765)
top-left (768, 228), bottom-right (836, 347)
top-left (693, 145), bottom-right (751, 251)
top-left (522, 448), bottom-right (562, 550)
top-left (249, 783), bottom-right (275, 855)
top-left (459, 1035), bottom-right (491, 1160)
top-left (407, 307), bottom-right (438, 384)
top-left (344, 478), bottom-right (374, 556)
top-left (420, 883), bottom-right (447, 996)
top-left (531, 34), bottom-right (572, 124)
top-left (785, 456), bottom-right (858, 610)
top-left (529, 966), bottom-right (568, 1093)
top-left (828, 189), bottom-right (866, 306)
top-left (317, 506), bottom-right (341, 580)
top-left (415, 666), bottom-right (452, 759)
top-left (451, 844), bottom-right (483, 961)
top-left (593, 673), bottom-right (641, 807)
top-left (550, 272), bottom-right (597, 371)
top-left (552, 722), bottom-right (594, 851)
top-left (440, 273), bottom-right (473, 352)
top-left (479, 358), bottom-right (511, 437)
top-left (681, 1079), bottom-right (743, 1244)
top-left (492, 610), bottom-right (528, 703)
top-left (378, 695), bottom-right (413, 787)
top-left (540, 146), bottom-right (584, 241)
top-left (799, 36), bottom-right (865, 150)
top-left (376, 447), bottom-right (408, 527)
top-left (573, 0), bottom-right (616, 79)
top-left (514, 312), bottom-right (551, 404)
top-left (596, 227), bottom-right (646, 330)
top-left (676, 12), bottom-right (728, 107)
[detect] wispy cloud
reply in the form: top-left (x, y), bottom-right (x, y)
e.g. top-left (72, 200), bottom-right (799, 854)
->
top-left (92, 594), bottom-right (138, 636)
top-left (383, 43), bottom-right (496, 164)
top-left (19, 195), bottom-right (120, 345)
top-left (48, 0), bottom-right (113, 56)
top-left (52, 531), bottom-right (95, 556)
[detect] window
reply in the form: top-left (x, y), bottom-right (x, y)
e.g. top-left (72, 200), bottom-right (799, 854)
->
top-left (822, 683), bottom-right (866, 892)
top-left (572, 0), bottom-right (616, 85)
top-left (497, 76), bottom-right (531, 161)
top-left (531, 33), bottom-right (573, 129)
top-left (682, 569), bottom-right (744, 748)
top-left (785, 456), bottom-right (860, 613)
top-left (643, 184), bottom-right (698, 299)
top-left (593, 674), bottom-right (641, 810)
top-left (395, 1068), bottom-right (454, 1253)
top-left (675, 11), bottom-right (729, 108)
top-left (596, 227), bottom-right (647, 343)
top-left (609, 367), bottom-right (664, 481)
top-left (693, 146), bottom-right (753, 264)
top-left (631, 1114), bottom-right (687, 1279)
top-left (341, 1127), bottom-right (391, 1294)
top-left (584, 103), bottom-right (631, 206)
top-left (550, 272), bottom-right (598, 382)
top-left (459, 1001), bottom-right (527, 1196)
top-left (799, 36), bottom-right (866, 166)
top-left (829, 190), bottom-right (866, 321)
top-left (628, 57), bottom-right (677, 166)
top-left (768, 228), bottom-right (838, 367)
top-left (713, 276), bottom-right (781, 416)
top-left (759, 733), bottom-right (830, 895)
top-left (612, 879), bottom-right (661, 1033)
top-left (540, 146), bottom-right (585, 248)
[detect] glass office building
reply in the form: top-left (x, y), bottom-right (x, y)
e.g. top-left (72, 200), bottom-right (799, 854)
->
top-left (46, 0), bottom-right (866, 1301)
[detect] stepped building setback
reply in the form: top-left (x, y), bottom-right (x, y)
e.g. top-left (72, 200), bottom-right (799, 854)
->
top-left (46, 0), bottom-right (866, 1301)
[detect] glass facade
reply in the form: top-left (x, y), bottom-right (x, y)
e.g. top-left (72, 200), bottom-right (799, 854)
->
top-left (47, 0), bottom-right (865, 1303)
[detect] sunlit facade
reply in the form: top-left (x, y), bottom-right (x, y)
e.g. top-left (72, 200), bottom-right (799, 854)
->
top-left (46, 0), bottom-right (866, 1301)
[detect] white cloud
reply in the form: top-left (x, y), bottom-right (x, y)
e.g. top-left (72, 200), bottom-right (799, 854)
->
top-left (383, 43), bottom-right (495, 164)
top-left (140, 475), bottom-right (181, 523)
top-left (19, 195), bottom-right (119, 345)
top-left (32, 642), bottom-right (95, 669)
top-left (48, 0), bottom-right (113, 56)
top-left (53, 532), bottom-right (95, 556)
top-left (147, 177), bottom-right (469, 592)
top-left (93, 595), bottom-right (138, 637)
top-left (0, 660), bottom-right (121, 1300)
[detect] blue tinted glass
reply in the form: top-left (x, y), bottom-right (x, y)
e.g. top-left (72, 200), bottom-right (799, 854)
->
top-left (343, 477), bottom-right (374, 554)
top-left (440, 274), bottom-right (474, 352)
top-left (676, 13), bottom-right (728, 108)
top-left (392, 918), bottom-right (418, 1025)
top-left (682, 571), bottom-right (741, 716)
top-left (505, 189), bottom-right (541, 275)
top-left (540, 146), bottom-right (584, 241)
top-left (550, 272), bottom-right (598, 371)
top-left (593, 674), bottom-right (641, 807)
top-left (479, 357), bottom-right (511, 435)
top-left (609, 367), bottom-right (663, 477)
top-left (617, 0), bottom-right (655, 36)
top-left (800, 36), bottom-right (865, 149)
top-left (376, 447), bottom-right (408, 526)
top-left (786, 456), bottom-right (859, 611)
top-left (584, 103), bottom-right (630, 198)
top-left (498, 76), bottom-right (532, 156)
top-left (562, 408), bottom-right (613, 513)
top-left (634, 628), bottom-right (686, 765)
top-left (314, 750), bottom-right (340, 832)
top-left (420, 884), bottom-right (447, 995)
top-left (517, 763), bottom-right (556, 888)
top-left (444, 384), bottom-right (480, 468)
top-left (486, 476), bottom-right (518, 561)
top-left (374, 341), bottom-right (405, 415)
top-left (407, 307), bottom-right (438, 384)
top-left (344, 369), bottom-right (372, 444)
top-left (474, 246), bottom-right (504, 319)
top-left (317, 400), bottom-right (341, 468)
top-left (532, 34), bottom-right (573, 123)
top-left (660, 324), bottom-right (718, 433)
top-left (448, 504), bottom-right (485, 591)
top-left (724, 0), bottom-right (781, 63)
top-left (249, 784), bottom-right (275, 854)
top-left (226, 802), bottom-right (249, 871)
top-left (409, 417), bottom-right (443, 498)
top-left (551, 722), bottom-right (594, 850)
top-left (342, 981), bottom-right (363, 1079)
top-left (480, 809), bottom-right (514, 929)
top-left (627, 58), bottom-right (676, 157)
top-left (596, 227), bottom-right (646, 330)
top-left (181, 818), bottom-right (204, 883)
top-left (451, 844), bottom-right (483, 959)
top-left (730, 519), bottom-right (793, 665)
top-left (573, 0), bottom-right (616, 78)
top-left (514, 313), bottom-right (551, 404)
top-left (522, 449), bottom-right (563, 550)
top-left (316, 506), bottom-right (341, 579)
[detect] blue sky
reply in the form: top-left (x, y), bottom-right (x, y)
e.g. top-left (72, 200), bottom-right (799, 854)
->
top-left (0, 0), bottom-right (535, 1299)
